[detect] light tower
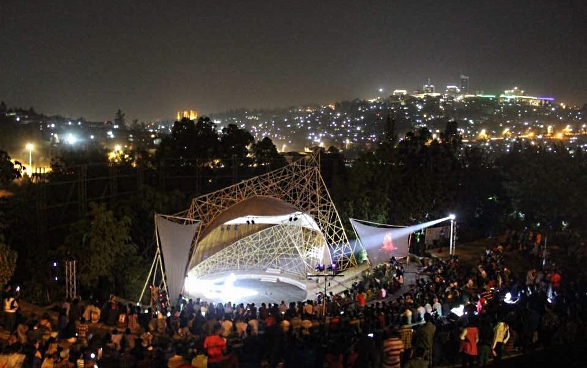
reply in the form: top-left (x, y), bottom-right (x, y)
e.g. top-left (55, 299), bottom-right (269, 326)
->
top-left (449, 214), bottom-right (456, 255)
top-left (460, 74), bottom-right (469, 95)
top-left (25, 143), bottom-right (33, 175)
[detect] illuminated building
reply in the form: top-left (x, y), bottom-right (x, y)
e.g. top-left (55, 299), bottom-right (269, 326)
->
top-left (177, 110), bottom-right (198, 121)
top-left (423, 78), bottom-right (435, 94)
top-left (460, 74), bottom-right (469, 94)
top-left (446, 85), bottom-right (460, 96)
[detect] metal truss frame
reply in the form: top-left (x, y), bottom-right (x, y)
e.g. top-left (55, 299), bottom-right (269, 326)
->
top-left (189, 222), bottom-right (325, 279)
top-left (184, 153), bottom-right (359, 276)
top-left (65, 260), bottom-right (76, 300)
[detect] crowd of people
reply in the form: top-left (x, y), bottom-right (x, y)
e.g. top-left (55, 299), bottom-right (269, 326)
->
top-left (1, 230), bottom-right (587, 368)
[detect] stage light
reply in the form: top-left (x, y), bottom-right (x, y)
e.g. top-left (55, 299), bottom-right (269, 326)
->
top-left (316, 264), bottom-right (325, 272)
top-left (289, 217), bottom-right (293, 221)
top-left (293, 216), bottom-right (298, 221)
top-left (246, 220), bottom-right (250, 225)
top-left (251, 220), bottom-right (255, 224)
top-left (449, 214), bottom-right (456, 220)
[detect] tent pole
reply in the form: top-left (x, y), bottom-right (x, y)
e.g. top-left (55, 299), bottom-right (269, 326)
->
top-left (157, 246), bottom-right (170, 308)
top-left (349, 219), bottom-right (370, 267)
top-left (139, 216), bottom-right (161, 305)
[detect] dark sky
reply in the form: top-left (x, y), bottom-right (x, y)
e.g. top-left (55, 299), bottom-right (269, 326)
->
top-left (1, 0), bottom-right (586, 122)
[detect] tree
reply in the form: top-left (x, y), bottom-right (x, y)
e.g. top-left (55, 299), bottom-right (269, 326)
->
top-left (219, 123), bottom-right (254, 165)
top-left (0, 150), bottom-right (21, 185)
top-left (497, 141), bottom-right (587, 232)
top-left (253, 137), bottom-right (286, 169)
top-left (64, 202), bottom-right (136, 290)
top-left (156, 116), bottom-right (220, 168)
top-left (48, 144), bottom-right (108, 182)
top-left (114, 109), bottom-right (126, 129)
top-left (0, 236), bottom-right (17, 287)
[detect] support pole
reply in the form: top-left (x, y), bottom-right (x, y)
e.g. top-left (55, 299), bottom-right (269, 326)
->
top-left (139, 247), bottom-right (160, 305)
top-left (65, 260), bottom-right (76, 300)
top-left (449, 219), bottom-right (455, 255)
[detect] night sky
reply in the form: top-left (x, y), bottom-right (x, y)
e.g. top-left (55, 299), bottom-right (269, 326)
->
top-left (1, 0), bottom-right (586, 122)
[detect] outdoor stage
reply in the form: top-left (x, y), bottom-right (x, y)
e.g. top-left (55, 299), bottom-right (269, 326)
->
top-left (151, 154), bottom-right (437, 309)
top-left (183, 256), bottom-right (427, 307)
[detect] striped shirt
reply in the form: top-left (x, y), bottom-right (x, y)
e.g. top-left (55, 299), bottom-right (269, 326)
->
top-left (382, 337), bottom-right (404, 368)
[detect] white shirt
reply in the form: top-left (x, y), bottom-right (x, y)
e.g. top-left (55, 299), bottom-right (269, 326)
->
top-left (432, 302), bottom-right (442, 316)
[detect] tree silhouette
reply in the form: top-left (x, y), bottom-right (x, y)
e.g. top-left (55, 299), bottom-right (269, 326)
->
top-left (219, 123), bottom-right (254, 168)
top-left (253, 137), bottom-right (285, 169)
top-left (64, 202), bottom-right (136, 290)
top-left (156, 116), bottom-right (220, 169)
top-left (114, 109), bottom-right (126, 128)
top-left (0, 150), bottom-right (21, 185)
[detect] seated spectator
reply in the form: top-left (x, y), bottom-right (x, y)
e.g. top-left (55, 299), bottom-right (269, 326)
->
top-left (82, 301), bottom-right (101, 324)
top-left (76, 318), bottom-right (89, 346)
top-left (109, 329), bottom-right (123, 351)
top-left (123, 327), bottom-right (136, 352)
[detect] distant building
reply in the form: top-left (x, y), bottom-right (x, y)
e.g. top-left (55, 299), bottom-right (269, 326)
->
top-left (446, 85), bottom-right (460, 96)
top-left (423, 78), bottom-right (434, 94)
top-left (460, 74), bottom-right (469, 94)
top-left (504, 87), bottom-right (524, 96)
top-left (393, 89), bottom-right (408, 96)
top-left (177, 110), bottom-right (198, 121)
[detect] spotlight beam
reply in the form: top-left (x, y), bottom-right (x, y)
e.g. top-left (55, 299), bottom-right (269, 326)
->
top-left (354, 215), bottom-right (456, 255)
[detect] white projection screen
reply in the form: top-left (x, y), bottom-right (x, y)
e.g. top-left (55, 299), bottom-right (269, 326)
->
top-left (350, 219), bottom-right (410, 266)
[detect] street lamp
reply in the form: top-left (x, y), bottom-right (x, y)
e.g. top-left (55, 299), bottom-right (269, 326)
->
top-left (25, 143), bottom-right (33, 175)
top-left (448, 214), bottom-right (456, 255)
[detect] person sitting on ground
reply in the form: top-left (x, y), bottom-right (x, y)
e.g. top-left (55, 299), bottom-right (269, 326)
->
top-left (54, 347), bottom-right (74, 368)
top-left (109, 328), bottom-right (122, 351)
top-left (26, 320), bottom-right (44, 345)
top-left (123, 327), bottom-right (135, 352)
top-left (16, 317), bottom-right (29, 345)
top-left (403, 346), bottom-right (429, 368)
top-left (76, 317), bottom-right (89, 346)
top-left (82, 301), bottom-right (101, 324)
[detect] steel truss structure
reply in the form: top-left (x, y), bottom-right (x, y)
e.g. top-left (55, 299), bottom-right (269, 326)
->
top-left (189, 221), bottom-right (325, 279)
top-left (65, 260), bottom-right (76, 300)
top-left (184, 153), bottom-right (359, 278)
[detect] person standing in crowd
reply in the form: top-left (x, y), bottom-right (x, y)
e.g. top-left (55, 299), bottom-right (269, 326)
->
top-left (381, 327), bottom-right (404, 368)
top-left (397, 315), bottom-right (414, 364)
top-left (203, 324), bottom-right (228, 368)
top-left (459, 316), bottom-right (479, 368)
top-left (413, 312), bottom-right (435, 367)
top-left (477, 314), bottom-right (493, 366)
top-left (492, 316), bottom-right (510, 362)
top-left (3, 290), bottom-right (19, 333)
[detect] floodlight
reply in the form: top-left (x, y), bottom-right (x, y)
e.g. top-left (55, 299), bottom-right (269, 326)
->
top-left (448, 214), bottom-right (456, 220)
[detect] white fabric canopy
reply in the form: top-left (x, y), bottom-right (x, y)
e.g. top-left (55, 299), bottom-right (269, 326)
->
top-left (350, 219), bottom-right (410, 265)
top-left (156, 215), bottom-right (199, 307)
